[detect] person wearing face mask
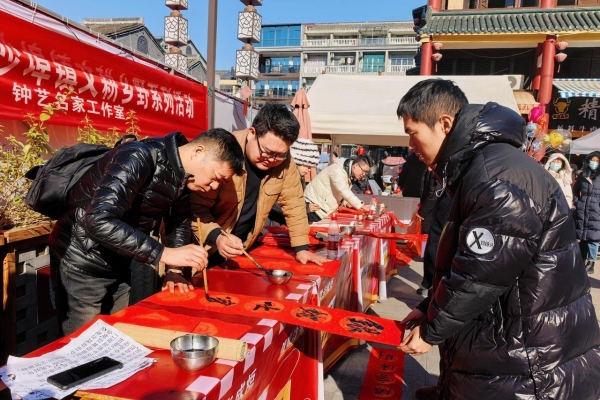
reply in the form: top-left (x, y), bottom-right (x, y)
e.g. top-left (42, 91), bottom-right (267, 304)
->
top-left (544, 153), bottom-right (573, 207)
top-left (573, 151), bottom-right (600, 274)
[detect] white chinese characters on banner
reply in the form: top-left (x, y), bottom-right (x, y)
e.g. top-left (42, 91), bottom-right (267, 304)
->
top-left (0, 36), bottom-right (195, 121)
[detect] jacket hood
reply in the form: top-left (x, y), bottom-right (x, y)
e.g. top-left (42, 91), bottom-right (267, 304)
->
top-left (582, 151), bottom-right (600, 178)
top-left (434, 102), bottom-right (526, 194)
top-left (544, 153), bottom-right (571, 173)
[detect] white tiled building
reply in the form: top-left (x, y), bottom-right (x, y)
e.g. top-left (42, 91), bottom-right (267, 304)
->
top-left (253, 21), bottom-right (418, 104)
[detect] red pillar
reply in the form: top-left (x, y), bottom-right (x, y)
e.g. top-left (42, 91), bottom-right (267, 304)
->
top-left (419, 0), bottom-right (442, 76)
top-left (429, 0), bottom-right (441, 11)
top-left (420, 38), bottom-right (433, 76)
top-left (538, 35), bottom-right (557, 122)
top-left (532, 43), bottom-right (543, 91)
top-left (540, 0), bottom-right (554, 8)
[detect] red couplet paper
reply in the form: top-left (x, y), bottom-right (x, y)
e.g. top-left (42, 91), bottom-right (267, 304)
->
top-left (148, 290), bottom-right (405, 347)
top-left (358, 347), bottom-right (405, 400)
top-left (237, 248), bottom-right (341, 278)
top-left (106, 305), bottom-right (252, 339)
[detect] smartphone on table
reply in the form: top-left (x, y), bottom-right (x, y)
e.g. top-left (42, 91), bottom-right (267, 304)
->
top-left (47, 356), bottom-right (123, 391)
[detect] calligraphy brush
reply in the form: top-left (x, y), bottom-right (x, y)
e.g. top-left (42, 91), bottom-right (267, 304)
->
top-left (219, 230), bottom-right (273, 276)
top-left (197, 217), bottom-right (214, 302)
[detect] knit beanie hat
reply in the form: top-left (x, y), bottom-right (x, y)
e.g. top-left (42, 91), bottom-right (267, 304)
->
top-left (290, 139), bottom-right (320, 168)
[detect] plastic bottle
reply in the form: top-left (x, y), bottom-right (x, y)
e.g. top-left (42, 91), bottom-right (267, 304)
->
top-left (370, 196), bottom-right (377, 215)
top-left (327, 213), bottom-right (340, 259)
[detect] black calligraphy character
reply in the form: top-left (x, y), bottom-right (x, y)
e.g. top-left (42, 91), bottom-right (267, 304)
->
top-left (373, 386), bottom-right (394, 396)
top-left (345, 317), bottom-right (384, 335)
top-left (253, 301), bottom-right (281, 312)
top-left (375, 373), bottom-right (395, 385)
top-left (214, 296), bottom-right (235, 306)
top-left (295, 307), bottom-right (329, 322)
top-left (378, 363), bottom-right (396, 372)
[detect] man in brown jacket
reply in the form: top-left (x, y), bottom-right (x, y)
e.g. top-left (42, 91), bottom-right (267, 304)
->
top-left (191, 104), bottom-right (326, 266)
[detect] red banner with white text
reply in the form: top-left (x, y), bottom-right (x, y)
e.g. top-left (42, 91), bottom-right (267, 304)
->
top-left (0, 11), bottom-right (207, 138)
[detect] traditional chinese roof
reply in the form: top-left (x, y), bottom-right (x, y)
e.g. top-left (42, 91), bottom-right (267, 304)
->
top-left (421, 7), bottom-right (600, 35)
top-left (82, 18), bottom-right (146, 37)
top-left (304, 21), bottom-right (413, 34)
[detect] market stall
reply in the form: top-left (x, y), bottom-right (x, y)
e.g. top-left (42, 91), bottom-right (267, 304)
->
top-left (1, 213), bottom-right (400, 400)
top-left (307, 74), bottom-right (520, 147)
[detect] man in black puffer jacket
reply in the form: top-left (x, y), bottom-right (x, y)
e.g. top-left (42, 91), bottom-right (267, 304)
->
top-left (49, 129), bottom-right (244, 335)
top-left (397, 79), bottom-right (600, 399)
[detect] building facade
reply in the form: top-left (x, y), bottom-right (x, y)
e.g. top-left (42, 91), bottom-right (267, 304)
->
top-left (252, 21), bottom-right (419, 105)
top-left (417, 0), bottom-right (600, 134)
top-left (83, 18), bottom-right (208, 84)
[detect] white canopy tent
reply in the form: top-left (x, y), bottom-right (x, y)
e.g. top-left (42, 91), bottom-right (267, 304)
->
top-left (570, 128), bottom-right (600, 155)
top-left (308, 75), bottom-right (520, 147)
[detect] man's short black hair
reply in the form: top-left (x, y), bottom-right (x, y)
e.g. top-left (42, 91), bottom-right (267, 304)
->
top-left (252, 103), bottom-right (300, 145)
top-left (353, 155), bottom-right (371, 168)
top-left (191, 128), bottom-right (244, 175)
top-left (397, 79), bottom-right (468, 129)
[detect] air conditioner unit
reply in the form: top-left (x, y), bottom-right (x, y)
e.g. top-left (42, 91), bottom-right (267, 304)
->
top-left (505, 75), bottom-right (524, 90)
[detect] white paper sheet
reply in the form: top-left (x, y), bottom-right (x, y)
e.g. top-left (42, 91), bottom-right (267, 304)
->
top-left (0, 320), bottom-right (155, 400)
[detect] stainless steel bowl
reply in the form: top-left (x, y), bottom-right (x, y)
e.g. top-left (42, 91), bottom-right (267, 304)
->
top-left (266, 269), bottom-right (293, 285)
top-left (170, 334), bottom-right (219, 371)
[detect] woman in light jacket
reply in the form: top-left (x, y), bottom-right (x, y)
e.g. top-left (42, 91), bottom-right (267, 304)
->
top-left (544, 153), bottom-right (573, 207)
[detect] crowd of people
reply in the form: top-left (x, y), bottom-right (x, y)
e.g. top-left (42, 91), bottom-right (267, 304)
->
top-left (47, 80), bottom-right (600, 399)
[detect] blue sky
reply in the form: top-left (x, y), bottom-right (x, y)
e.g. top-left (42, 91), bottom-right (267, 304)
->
top-left (36, 0), bottom-right (424, 70)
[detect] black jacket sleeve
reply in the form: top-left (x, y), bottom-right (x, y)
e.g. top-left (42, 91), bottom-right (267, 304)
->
top-left (421, 179), bottom-right (542, 344)
top-left (82, 144), bottom-right (164, 266)
top-left (164, 189), bottom-right (192, 249)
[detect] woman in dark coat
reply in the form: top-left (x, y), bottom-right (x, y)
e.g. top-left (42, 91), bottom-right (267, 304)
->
top-left (573, 151), bottom-right (600, 274)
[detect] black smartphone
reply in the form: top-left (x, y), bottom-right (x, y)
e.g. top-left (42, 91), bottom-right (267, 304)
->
top-left (47, 356), bottom-right (123, 391)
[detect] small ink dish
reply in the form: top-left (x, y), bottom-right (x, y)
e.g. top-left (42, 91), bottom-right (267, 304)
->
top-left (266, 269), bottom-right (293, 285)
top-left (170, 334), bottom-right (219, 371)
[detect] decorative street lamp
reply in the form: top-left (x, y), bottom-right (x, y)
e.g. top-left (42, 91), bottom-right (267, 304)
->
top-left (237, 5), bottom-right (262, 43)
top-left (164, 10), bottom-right (188, 47)
top-left (235, 43), bottom-right (260, 79)
top-left (235, 1), bottom-right (262, 97)
top-left (165, 46), bottom-right (188, 72)
top-left (166, 0), bottom-right (188, 10)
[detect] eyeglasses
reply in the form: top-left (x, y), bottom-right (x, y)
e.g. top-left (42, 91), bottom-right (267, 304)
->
top-left (255, 133), bottom-right (288, 161)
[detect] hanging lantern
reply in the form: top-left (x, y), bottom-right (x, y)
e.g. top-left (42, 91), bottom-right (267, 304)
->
top-left (165, 0), bottom-right (188, 10)
top-left (240, 0), bottom-right (262, 5)
top-left (164, 46), bottom-right (187, 72)
top-left (238, 5), bottom-right (262, 44)
top-left (556, 41), bottom-right (569, 51)
top-left (235, 43), bottom-right (260, 80)
top-left (164, 10), bottom-right (188, 47)
top-left (555, 52), bottom-right (567, 73)
top-left (433, 42), bottom-right (443, 51)
top-left (432, 52), bottom-right (442, 73)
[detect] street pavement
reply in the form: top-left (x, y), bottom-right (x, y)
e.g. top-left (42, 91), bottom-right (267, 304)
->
top-left (324, 252), bottom-right (600, 400)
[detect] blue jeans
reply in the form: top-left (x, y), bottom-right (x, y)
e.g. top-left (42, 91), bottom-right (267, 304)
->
top-left (56, 260), bottom-right (131, 335)
top-left (579, 240), bottom-right (599, 261)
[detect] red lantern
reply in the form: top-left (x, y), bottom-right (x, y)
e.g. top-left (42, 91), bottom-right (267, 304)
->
top-left (555, 52), bottom-right (567, 72)
top-left (432, 52), bottom-right (442, 62)
top-left (556, 41), bottom-right (569, 51)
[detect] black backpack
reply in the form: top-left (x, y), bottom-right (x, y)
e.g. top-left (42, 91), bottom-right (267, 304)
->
top-left (25, 135), bottom-right (139, 220)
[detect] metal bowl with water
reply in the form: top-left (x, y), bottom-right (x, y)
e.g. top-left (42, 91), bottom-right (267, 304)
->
top-left (170, 334), bottom-right (219, 371)
top-left (266, 269), bottom-right (293, 285)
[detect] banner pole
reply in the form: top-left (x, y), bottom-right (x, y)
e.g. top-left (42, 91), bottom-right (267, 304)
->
top-left (207, 0), bottom-right (218, 129)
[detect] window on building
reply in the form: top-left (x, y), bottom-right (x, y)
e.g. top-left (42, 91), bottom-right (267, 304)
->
top-left (256, 25), bottom-right (301, 47)
top-left (389, 53), bottom-right (414, 66)
top-left (186, 46), bottom-right (192, 55)
top-left (137, 36), bottom-right (149, 54)
top-left (362, 54), bottom-right (385, 73)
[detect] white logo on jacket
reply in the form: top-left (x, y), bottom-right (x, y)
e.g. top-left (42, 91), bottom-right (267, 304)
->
top-left (466, 227), bottom-right (495, 255)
